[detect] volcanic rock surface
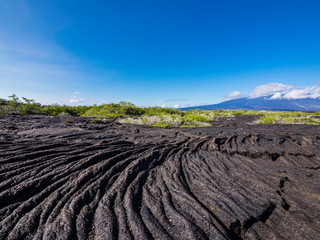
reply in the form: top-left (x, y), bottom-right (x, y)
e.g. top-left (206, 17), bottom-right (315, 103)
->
top-left (0, 115), bottom-right (319, 240)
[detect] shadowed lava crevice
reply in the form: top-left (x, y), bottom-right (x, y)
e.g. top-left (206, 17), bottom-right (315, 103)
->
top-left (0, 115), bottom-right (319, 240)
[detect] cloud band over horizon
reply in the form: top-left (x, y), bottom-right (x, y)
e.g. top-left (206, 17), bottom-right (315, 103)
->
top-left (225, 83), bottom-right (320, 102)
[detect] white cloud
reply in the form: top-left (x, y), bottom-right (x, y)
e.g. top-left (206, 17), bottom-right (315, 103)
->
top-left (73, 92), bottom-right (81, 95)
top-left (171, 103), bottom-right (192, 108)
top-left (165, 98), bottom-right (190, 102)
top-left (225, 91), bottom-right (243, 100)
top-left (282, 86), bottom-right (320, 99)
top-left (250, 83), bottom-right (320, 100)
top-left (269, 92), bottom-right (283, 99)
top-left (68, 96), bottom-right (86, 103)
top-left (249, 83), bottom-right (293, 98)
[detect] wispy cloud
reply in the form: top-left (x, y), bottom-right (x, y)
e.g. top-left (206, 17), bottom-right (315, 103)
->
top-left (164, 98), bottom-right (190, 102)
top-left (0, 29), bottom-right (116, 105)
top-left (225, 91), bottom-right (243, 100)
top-left (68, 96), bottom-right (86, 104)
top-left (68, 92), bottom-right (87, 104)
top-left (0, 1), bottom-right (113, 105)
top-left (0, 32), bottom-right (85, 102)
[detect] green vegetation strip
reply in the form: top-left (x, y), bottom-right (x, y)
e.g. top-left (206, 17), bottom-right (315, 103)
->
top-left (1, 95), bottom-right (320, 127)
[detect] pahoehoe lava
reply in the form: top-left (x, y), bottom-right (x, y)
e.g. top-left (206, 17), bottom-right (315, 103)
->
top-left (0, 115), bottom-right (319, 240)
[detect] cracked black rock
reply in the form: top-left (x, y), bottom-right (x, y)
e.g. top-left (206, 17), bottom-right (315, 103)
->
top-left (0, 115), bottom-right (319, 240)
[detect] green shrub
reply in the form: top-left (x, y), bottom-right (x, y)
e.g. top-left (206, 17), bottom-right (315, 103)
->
top-left (258, 116), bottom-right (279, 124)
top-left (118, 114), bottom-right (211, 128)
top-left (82, 101), bottom-right (144, 118)
top-left (256, 115), bottom-right (320, 125)
top-left (143, 107), bottom-right (183, 116)
top-left (2, 94), bottom-right (320, 126)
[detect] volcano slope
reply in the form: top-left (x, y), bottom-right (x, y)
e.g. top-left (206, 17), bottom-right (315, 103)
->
top-left (0, 115), bottom-right (319, 240)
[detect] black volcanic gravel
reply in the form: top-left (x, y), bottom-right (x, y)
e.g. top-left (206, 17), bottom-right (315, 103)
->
top-left (0, 115), bottom-right (319, 240)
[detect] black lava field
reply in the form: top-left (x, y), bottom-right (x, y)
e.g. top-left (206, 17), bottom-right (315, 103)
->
top-left (0, 115), bottom-right (319, 240)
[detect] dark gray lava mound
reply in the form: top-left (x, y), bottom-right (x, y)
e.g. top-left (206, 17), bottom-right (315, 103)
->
top-left (0, 115), bottom-right (319, 240)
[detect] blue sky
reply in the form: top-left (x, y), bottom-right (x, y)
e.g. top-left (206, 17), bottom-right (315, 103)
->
top-left (0, 0), bottom-right (320, 107)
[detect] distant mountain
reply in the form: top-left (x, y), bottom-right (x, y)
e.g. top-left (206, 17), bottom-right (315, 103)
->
top-left (180, 96), bottom-right (320, 111)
